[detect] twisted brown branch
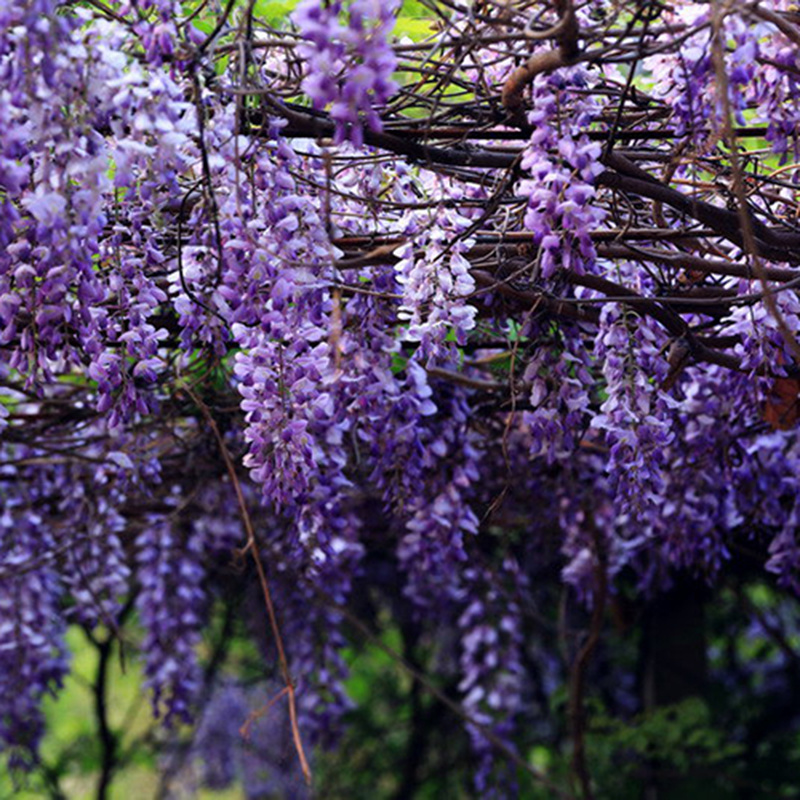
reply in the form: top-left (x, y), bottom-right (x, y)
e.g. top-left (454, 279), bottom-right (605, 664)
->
top-left (501, 0), bottom-right (581, 114)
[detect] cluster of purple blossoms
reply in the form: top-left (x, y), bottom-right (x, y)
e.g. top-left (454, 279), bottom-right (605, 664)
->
top-left (518, 70), bottom-right (605, 280)
top-left (191, 678), bottom-right (310, 797)
top-left (756, 37), bottom-right (800, 159)
top-left (238, 682), bottom-right (311, 799)
top-left (735, 431), bottom-right (800, 592)
top-left (399, 482), bottom-right (479, 606)
top-left (590, 303), bottom-right (675, 531)
top-left (394, 207), bottom-right (478, 360)
top-left (458, 560), bottom-right (525, 796)
top-left (0, 476), bottom-right (69, 769)
top-left (62, 497), bottom-right (131, 628)
top-left (235, 334), bottom-right (348, 512)
top-left (293, 0), bottom-right (399, 146)
top-left (522, 321), bottom-right (594, 463)
top-left (648, 11), bottom-right (764, 149)
top-left (725, 17), bottom-right (760, 123)
top-left (0, 6), bottom-right (191, 436)
top-left (194, 682), bottom-right (248, 791)
top-left (649, 23), bottom-right (713, 143)
top-left (136, 516), bottom-right (207, 723)
top-left (648, 372), bottom-right (737, 581)
top-left (393, 383), bottom-right (482, 609)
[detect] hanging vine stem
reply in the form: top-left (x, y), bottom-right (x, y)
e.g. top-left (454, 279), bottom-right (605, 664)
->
top-left (181, 384), bottom-right (312, 787)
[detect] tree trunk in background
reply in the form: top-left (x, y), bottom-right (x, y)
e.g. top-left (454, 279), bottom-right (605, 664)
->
top-left (642, 579), bottom-right (711, 800)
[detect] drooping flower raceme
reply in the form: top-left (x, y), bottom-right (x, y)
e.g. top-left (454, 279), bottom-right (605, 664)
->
top-left (459, 560), bottom-right (525, 796)
top-left (0, 488), bottom-right (68, 769)
top-left (293, 0), bottom-right (399, 146)
top-left (394, 206), bottom-right (478, 360)
top-left (518, 69), bottom-right (605, 280)
top-left (590, 303), bottom-right (675, 530)
top-left (522, 320), bottom-right (594, 463)
top-left (136, 517), bottom-right (207, 723)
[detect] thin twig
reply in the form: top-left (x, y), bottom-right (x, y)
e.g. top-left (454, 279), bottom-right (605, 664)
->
top-left (182, 385), bottom-right (312, 786)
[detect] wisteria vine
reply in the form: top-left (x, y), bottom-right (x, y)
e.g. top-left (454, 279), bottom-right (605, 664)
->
top-left (4, 0), bottom-right (800, 795)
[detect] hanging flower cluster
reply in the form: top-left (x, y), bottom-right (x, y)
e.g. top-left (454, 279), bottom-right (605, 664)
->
top-left (518, 69), bottom-right (605, 280)
top-left (293, 0), bottom-right (399, 146)
top-left (5, 0), bottom-right (800, 794)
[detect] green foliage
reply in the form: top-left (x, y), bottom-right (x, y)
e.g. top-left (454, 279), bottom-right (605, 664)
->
top-left (251, 0), bottom-right (300, 28)
top-left (0, 628), bottom-right (155, 800)
top-left (315, 623), bottom-right (473, 799)
top-left (395, 5), bottom-right (435, 42)
top-left (587, 698), bottom-right (745, 796)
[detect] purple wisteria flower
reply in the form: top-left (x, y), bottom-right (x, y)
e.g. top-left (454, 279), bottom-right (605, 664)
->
top-left (0, 491), bottom-right (69, 769)
top-left (136, 517), bottom-right (207, 723)
top-left (518, 70), bottom-right (605, 279)
top-left (293, 0), bottom-right (399, 146)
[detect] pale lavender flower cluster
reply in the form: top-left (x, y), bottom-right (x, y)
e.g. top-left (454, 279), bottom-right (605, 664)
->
top-left (724, 291), bottom-right (800, 383)
top-left (750, 10), bottom-right (800, 159)
top-left (732, 430), bottom-right (800, 592)
top-left (0, 9), bottom-right (189, 432)
top-left (136, 518), bottom-right (207, 723)
top-left (394, 383), bottom-right (482, 608)
top-left (648, 12), bottom-right (763, 146)
top-left (0, 441), bottom-right (171, 767)
top-left (394, 207), bottom-right (478, 359)
top-left (63, 498), bottom-right (131, 628)
top-left (399, 483), bottom-right (479, 605)
top-left (754, 37), bottom-right (800, 159)
top-left (170, 121), bottom-right (301, 350)
top-left (590, 304), bottom-right (674, 530)
top-left (0, 0), bottom-right (76, 93)
top-left (757, 44), bottom-right (800, 158)
top-left (234, 333), bottom-right (349, 513)
top-left (293, 0), bottom-right (399, 146)
top-left (119, 0), bottom-right (183, 66)
top-left (726, 17), bottom-right (760, 124)
top-left (522, 321), bottom-right (594, 463)
top-left (260, 527), bottom-right (359, 747)
top-left (203, 128), bottom-right (353, 516)
top-left (0, 11), bottom-right (109, 385)
top-left (518, 71), bottom-right (604, 279)
top-left (766, 520), bottom-right (800, 594)
top-left (459, 560), bottom-right (525, 796)
top-left (651, 31), bottom-right (713, 142)
top-left (0, 487), bottom-right (68, 769)
top-left (650, 372), bottom-right (738, 579)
